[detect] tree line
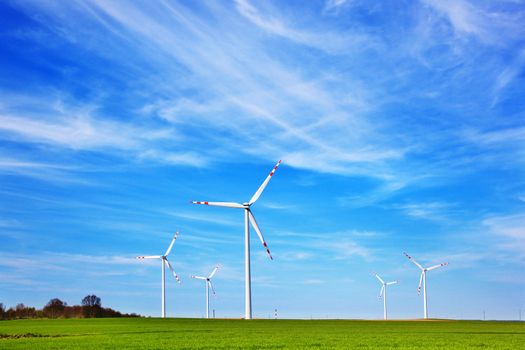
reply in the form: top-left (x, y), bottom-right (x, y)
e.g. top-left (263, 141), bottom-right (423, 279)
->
top-left (0, 295), bottom-right (140, 320)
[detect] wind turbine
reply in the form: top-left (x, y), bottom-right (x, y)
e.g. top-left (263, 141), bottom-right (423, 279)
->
top-left (191, 160), bottom-right (281, 319)
top-left (191, 265), bottom-right (220, 319)
top-left (404, 252), bottom-right (448, 319)
top-left (137, 232), bottom-right (181, 318)
top-left (373, 273), bottom-right (397, 320)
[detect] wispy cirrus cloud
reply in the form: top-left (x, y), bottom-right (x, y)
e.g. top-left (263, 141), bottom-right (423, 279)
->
top-left (324, 0), bottom-right (350, 12)
top-left (394, 202), bottom-right (457, 221)
top-left (0, 251), bottom-right (137, 279)
top-left (422, 0), bottom-right (525, 44)
top-left (483, 213), bottom-right (525, 259)
top-left (0, 113), bottom-right (140, 150)
top-left (1, 0), bottom-right (522, 191)
top-left (320, 238), bottom-right (371, 260)
top-left (165, 211), bottom-right (238, 227)
top-left (0, 97), bottom-right (209, 168)
top-left (2, 0), bottom-right (411, 183)
top-left (235, 0), bottom-right (371, 53)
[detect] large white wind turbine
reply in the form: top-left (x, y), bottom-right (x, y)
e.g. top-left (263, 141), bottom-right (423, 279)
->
top-left (404, 252), bottom-right (448, 319)
top-left (192, 160), bottom-right (281, 319)
top-left (373, 273), bottom-right (397, 320)
top-left (137, 232), bottom-right (181, 318)
top-left (191, 265), bottom-right (220, 319)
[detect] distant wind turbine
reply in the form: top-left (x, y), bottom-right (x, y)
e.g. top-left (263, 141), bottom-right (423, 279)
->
top-left (137, 232), bottom-right (181, 318)
top-left (191, 265), bottom-right (220, 319)
top-left (192, 160), bottom-right (281, 319)
top-left (373, 273), bottom-right (397, 320)
top-left (404, 252), bottom-right (448, 319)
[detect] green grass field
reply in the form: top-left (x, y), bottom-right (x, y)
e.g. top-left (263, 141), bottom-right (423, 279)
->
top-left (0, 318), bottom-right (523, 349)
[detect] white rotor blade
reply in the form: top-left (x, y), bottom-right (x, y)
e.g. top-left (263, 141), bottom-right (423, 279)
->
top-left (379, 285), bottom-right (385, 299)
top-left (248, 160), bottom-right (281, 205)
top-left (386, 280), bottom-right (398, 285)
top-left (191, 275), bottom-right (207, 280)
top-left (208, 280), bottom-right (216, 296)
top-left (208, 266), bottom-right (219, 279)
top-left (248, 210), bottom-right (273, 260)
top-left (136, 255), bottom-right (161, 259)
top-left (404, 252), bottom-right (424, 270)
top-left (164, 231), bottom-right (179, 257)
top-left (418, 271), bottom-right (424, 295)
top-left (426, 262), bottom-right (448, 271)
top-left (165, 259), bottom-right (181, 284)
top-left (374, 273), bottom-right (385, 284)
top-left (191, 201), bottom-right (245, 208)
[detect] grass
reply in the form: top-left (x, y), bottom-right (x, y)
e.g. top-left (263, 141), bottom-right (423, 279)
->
top-left (0, 318), bottom-right (524, 349)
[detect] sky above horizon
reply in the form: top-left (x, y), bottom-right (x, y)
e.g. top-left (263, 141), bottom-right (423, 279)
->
top-left (1, 0), bottom-right (524, 320)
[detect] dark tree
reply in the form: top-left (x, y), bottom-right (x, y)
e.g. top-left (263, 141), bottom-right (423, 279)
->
top-left (81, 295), bottom-right (102, 318)
top-left (0, 297), bottom-right (139, 320)
top-left (81, 295), bottom-right (101, 307)
top-left (15, 303), bottom-right (30, 319)
top-left (15, 303), bottom-right (25, 318)
top-left (43, 298), bottom-right (67, 318)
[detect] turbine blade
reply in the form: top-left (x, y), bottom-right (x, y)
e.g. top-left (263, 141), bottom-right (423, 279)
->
top-left (379, 285), bottom-right (385, 299)
top-left (165, 259), bottom-right (181, 284)
top-left (164, 231), bottom-right (179, 257)
top-left (404, 252), bottom-right (424, 270)
top-left (191, 201), bottom-right (245, 208)
top-left (208, 265), bottom-right (220, 279)
top-left (136, 255), bottom-right (161, 259)
top-left (191, 275), bottom-right (207, 280)
top-left (248, 160), bottom-right (282, 205)
top-left (426, 262), bottom-right (449, 271)
top-left (386, 281), bottom-right (398, 285)
top-left (209, 280), bottom-right (216, 296)
top-left (248, 210), bottom-right (273, 260)
top-left (373, 273), bottom-right (385, 284)
top-left (418, 272), bottom-right (424, 295)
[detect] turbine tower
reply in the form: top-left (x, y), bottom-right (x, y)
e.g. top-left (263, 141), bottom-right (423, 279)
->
top-left (373, 272), bottom-right (397, 320)
top-left (404, 252), bottom-right (448, 319)
top-left (137, 232), bottom-right (181, 318)
top-left (191, 265), bottom-right (220, 319)
top-left (192, 160), bottom-right (281, 319)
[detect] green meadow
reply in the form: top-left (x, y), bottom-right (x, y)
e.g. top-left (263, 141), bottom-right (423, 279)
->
top-left (0, 318), bottom-right (523, 349)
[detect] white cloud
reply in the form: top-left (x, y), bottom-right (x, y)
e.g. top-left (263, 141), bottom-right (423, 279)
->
top-left (0, 0), bottom-right (412, 185)
top-left (0, 114), bottom-right (138, 150)
top-left (302, 279), bottom-right (324, 285)
top-left (165, 211), bottom-right (238, 227)
top-left (278, 251), bottom-right (313, 261)
top-left (137, 150), bottom-right (209, 168)
top-left (483, 213), bottom-right (525, 258)
top-left (2, 0), bottom-right (524, 193)
top-left (321, 239), bottom-right (371, 260)
top-left (324, 0), bottom-right (349, 11)
top-left (423, 0), bottom-right (487, 38)
top-left (259, 202), bottom-right (295, 210)
top-left (234, 0), bottom-right (368, 53)
top-left (0, 252), bottom-right (137, 277)
top-left (0, 157), bottom-right (97, 185)
top-left (395, 202), bottom-right (455, 221)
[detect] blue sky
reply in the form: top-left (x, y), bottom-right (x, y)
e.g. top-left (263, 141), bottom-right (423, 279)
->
top-left (0, 0), bottom-right (524, 320)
